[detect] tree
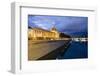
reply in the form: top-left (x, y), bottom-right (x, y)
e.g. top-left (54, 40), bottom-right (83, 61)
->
top-left (28, 26), bottom-right (32, 29)
top-left (59, 33), bottom-right (71, 38)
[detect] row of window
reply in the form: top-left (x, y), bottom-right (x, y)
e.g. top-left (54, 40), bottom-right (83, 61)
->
top-left (33, 30), bottom-right (56, 37)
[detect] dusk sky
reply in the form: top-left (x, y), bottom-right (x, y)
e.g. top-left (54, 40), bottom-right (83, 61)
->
top-left (28, 15), bottom-right (88, 37)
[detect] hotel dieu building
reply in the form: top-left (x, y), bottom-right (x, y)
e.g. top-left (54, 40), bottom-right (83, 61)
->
top-left (28, 26), bottom-right (60, 40)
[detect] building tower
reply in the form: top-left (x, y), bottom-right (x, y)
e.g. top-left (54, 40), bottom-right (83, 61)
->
top-left (51, 25), bottom-right (59, 39)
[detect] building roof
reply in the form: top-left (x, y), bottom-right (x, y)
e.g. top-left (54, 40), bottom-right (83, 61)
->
top-left (32, 27), bottom-right (51, 32)
top-left (28, 25), bottom-right (58, 33)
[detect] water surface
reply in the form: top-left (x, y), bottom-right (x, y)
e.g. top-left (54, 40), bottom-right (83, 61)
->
top-left (58, 41), bottom-right (88, 59)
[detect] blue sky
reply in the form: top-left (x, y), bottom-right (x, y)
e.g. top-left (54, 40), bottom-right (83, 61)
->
top-left (28, 15), bottom-right (88, 37)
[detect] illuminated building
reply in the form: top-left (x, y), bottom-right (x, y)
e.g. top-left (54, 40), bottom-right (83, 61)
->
top-left (28, 26), bottom-right (59, 40)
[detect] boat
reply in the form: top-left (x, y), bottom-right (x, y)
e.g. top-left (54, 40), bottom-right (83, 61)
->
top-left (72, 38), bottom-right (88, 42)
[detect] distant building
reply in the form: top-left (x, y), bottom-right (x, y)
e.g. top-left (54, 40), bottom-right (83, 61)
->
top-left (28, 26), bottom-right (59, 40)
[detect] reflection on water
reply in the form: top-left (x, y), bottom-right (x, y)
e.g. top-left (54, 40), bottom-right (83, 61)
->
top-left (58, 41), bottom-right (88, 59)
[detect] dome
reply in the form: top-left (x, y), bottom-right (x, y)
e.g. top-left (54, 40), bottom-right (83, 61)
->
top-left (51, 26), bottom-right (57, 31)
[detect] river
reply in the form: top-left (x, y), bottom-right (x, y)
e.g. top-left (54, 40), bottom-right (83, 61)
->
top-left (57, 41), bottom-right (88, 59)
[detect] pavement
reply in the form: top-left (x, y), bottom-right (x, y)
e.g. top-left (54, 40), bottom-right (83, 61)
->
top-left (28, 40), bottom-right (70, 60)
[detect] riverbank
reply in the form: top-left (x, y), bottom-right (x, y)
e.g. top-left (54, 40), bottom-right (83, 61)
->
top-left (28, 40), bottom-right (70, 60)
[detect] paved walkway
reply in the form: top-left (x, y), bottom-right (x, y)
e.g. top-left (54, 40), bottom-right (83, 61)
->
top-left (28, 40), bottom-right (70, 60)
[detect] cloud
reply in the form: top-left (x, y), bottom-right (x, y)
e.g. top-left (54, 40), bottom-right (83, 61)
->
top-left (28, 15), bottom-right (88, 37)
